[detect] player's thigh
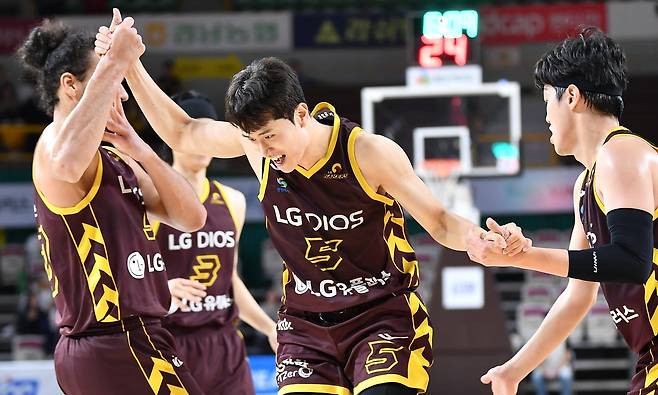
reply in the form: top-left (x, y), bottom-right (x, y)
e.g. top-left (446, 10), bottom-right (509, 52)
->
top-left (346, 293), bottom-right (432, 395)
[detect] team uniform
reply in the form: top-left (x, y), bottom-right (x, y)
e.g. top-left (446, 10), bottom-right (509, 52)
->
top-left (259, 102), bottom-right (433, 395)
top-left (156, 179), bottom-right (254, 395)
top-left (579, 127), bottom-right (658, 395)
top-left (34, 146), bottom-right (203, 395)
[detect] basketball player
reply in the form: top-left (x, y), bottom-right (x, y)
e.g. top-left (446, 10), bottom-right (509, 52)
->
top-left (19, 19), bottom-right (207, 394)
top-left (156, 91), bottom-right (277, 394)
top-left (466, 28), bottom-right (658, 395)
top-left (95, 11), bottom-right (529, 394)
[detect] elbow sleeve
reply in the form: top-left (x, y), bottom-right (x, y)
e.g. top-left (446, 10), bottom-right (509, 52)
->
top-left (568, 208), bottom-right (653, 283)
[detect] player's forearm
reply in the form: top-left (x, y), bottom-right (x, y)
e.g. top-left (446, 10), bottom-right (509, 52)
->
top-left (434, 211), bottom-right (478, 251)
top-left (502, 282), bottom-right (595, 381)
top-left (232, 273), bottom-right (276, 336)
top-left (140, 149), bottom-right (206, 231)
top-left (125, 61), bottom-right (193, 152)
top-left (505, 247), bottom-right (569, 277)
top-left (51, 57), bottom-right (126, 182)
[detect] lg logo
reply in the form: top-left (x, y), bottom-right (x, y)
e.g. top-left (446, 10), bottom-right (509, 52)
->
top-left (127, 251), bottom-right (166, 279)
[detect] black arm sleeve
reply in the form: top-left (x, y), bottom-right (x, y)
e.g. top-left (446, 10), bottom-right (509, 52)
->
top-left (568, 208), bottom-right (653, 283)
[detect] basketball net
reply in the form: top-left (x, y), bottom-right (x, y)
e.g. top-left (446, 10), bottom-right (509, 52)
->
top-left (417, 159), bottom-right (480, 225)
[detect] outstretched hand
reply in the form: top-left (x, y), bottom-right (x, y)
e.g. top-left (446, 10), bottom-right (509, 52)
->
top-left (95, 8), bottom-right (143, 65)
top-left (481, 366), bottom-right (520, 395)
top-left (466, 218), bottom-right (532, 267)
top-left (486, 218), bottom-right (532, 257)
top-left (95, 8), bottom-right (122, 56)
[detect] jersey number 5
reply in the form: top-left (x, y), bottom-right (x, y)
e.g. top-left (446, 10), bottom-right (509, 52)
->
top-left (364, 340), bottom-right (404, 374)
top-left (304, 237), bottom-right (343, 271)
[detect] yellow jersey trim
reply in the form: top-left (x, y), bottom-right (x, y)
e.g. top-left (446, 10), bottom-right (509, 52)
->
top-left (604, 125), bottom-right (630, 139)
top-left (258, 158), bottom-right (271, 202)
top-left (354, 374), bottom-right (426, 395)
top-left (138, 316), bottom-right (190, 393)
top-left (294, 102), bottom-right (341, 179)
top-left (591, 127), bottom-right (658, 219)
top-left (199, 177), bottom-right (210, 203)
top-left (125, 330), bottom-right (154, 393)
top-left (279, 384), bottom-right (351, 395)
top-left (214, 180), bottom-right (239, 229)
top-left (102, 145), bottom-right (125, 160)
top-left (150, 221), bottom-right (161, 237)
top-left (347, 127), bottom-right (394, 205)
top-left (35, 151), bottom-right (103, 215)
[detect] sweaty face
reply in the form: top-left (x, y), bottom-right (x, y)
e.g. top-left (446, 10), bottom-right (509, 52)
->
top-left (543, 85), bottom-right (575, 156)
top-left (244, 117), bottom-right (308, 173)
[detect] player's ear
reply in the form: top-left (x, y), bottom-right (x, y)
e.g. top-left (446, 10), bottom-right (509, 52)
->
top-left (566, 84), bottom-right (580, 110)
top-left (295, 103), bottom-right (309, 127)
top-left (61, 72), bottom-right (79, 101)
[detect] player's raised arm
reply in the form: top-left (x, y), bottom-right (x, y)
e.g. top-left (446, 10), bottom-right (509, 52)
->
top-left (30, 18), bottom-right (140, 185)
top-left (480, 172), bottom-right (599, 395)
top-left (125, 61), bottom-right (245, 158)
top-left (353, 131), bottom-right (520, 251)
top-left (470, 140), bottom-right (654, 284)
top-left (94, 10), bottom-right (245, 159)
top-left (102, 96), bottom-right (206, 232)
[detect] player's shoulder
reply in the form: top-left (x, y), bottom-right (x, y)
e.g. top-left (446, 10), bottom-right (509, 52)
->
top-left (596, 133), bottom-right (657, 183)
top-left (599, 133), bottom-right (656, 169)
top-left (353, 130), bottom-right (403, 160)
top-left (601, 132), bottom-right (655, 157)
top-left (214, 181), bottom-right (246, 211)
top-left (211, 180), bottom-right (242, 198)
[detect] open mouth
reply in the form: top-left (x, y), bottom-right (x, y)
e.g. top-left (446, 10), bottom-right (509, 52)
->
top-left (272, 154), bottom-right (286, 168)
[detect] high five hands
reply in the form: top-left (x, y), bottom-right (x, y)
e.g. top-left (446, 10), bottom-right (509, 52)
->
top-left (95, 8), bottom-right (143, 62)
top-left (467, 218), bottom-right (533, 267)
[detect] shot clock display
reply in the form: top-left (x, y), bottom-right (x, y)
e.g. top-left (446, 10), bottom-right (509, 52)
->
top-left (409, 10), bottom-right (480, 68)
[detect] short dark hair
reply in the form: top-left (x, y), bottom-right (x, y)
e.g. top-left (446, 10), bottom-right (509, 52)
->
top-left (225, 57), bottom-right (306, 134)
top-left (534, 27), bottom-right (628, 119)
top-left (16, 20), bottom-right (94, 116)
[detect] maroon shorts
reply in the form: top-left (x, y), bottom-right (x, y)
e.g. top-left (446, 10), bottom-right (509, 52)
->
top-left (167, 324), bottom-right (255, 395)
top-left (276, 292), bottom-right (433, 395)
top-left (630, 339), bottom-right (658, 394)
top-left (54, 318), bottom-right (204, 395)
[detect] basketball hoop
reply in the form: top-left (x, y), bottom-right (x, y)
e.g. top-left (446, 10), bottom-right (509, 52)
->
top-left (418, 158), bottom-right (462, 179)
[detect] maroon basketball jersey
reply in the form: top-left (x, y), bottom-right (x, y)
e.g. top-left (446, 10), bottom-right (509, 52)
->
top-left (579, 127), bottom-right (658, 353)
top-left (259, 102), bottom-right (420, 313)
top-left (157, 179), bottom-right (239, 330)
top-left (34, 146), bottom-right (171, 336)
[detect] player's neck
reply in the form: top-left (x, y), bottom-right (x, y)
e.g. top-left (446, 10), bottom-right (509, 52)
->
top-left (574, 114), bottom-right (620, 169)
top-left (298, 117), bottom-right (333, 169)
top-left (51, 101), bottom-right (75, 128)
top-left (173, 164), bottom-right (207, 197)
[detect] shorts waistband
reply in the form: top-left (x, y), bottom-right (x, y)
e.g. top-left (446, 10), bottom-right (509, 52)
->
top-left (285, 293), bottom-right (399, 327)
top-left (166, 322), bottom-right (236, 337)
top-left (66, 316), bottom-right (161, 338)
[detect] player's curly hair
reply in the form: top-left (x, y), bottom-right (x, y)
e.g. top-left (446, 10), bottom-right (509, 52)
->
top-left (225, 57), bottom-right (306, 134)
top-left (534, 27), bottom-right (628, 119)
top-left (16, 19), bottom-right (95, 116)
